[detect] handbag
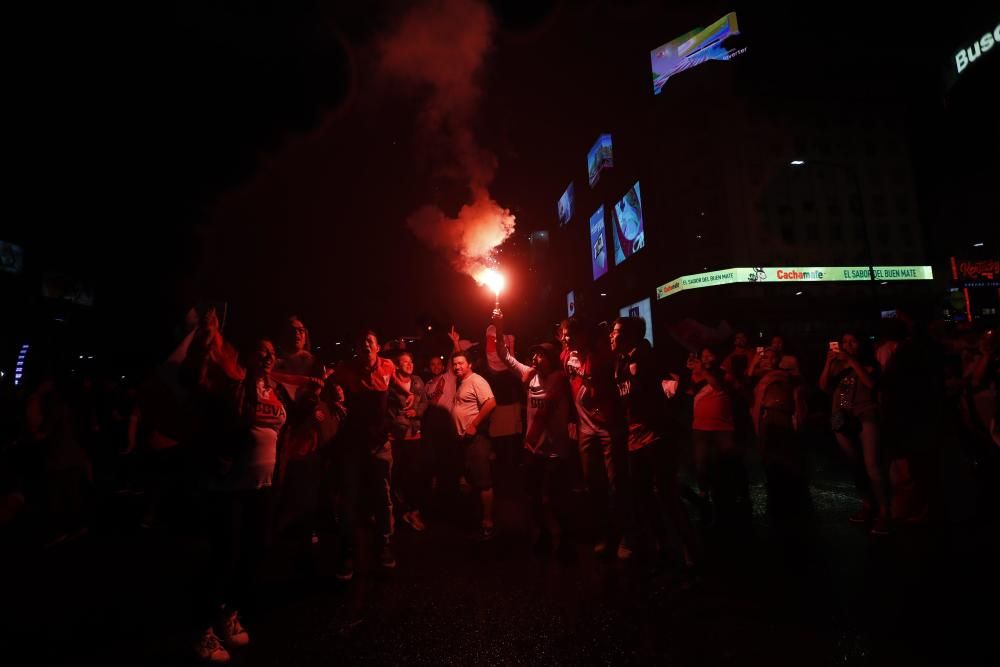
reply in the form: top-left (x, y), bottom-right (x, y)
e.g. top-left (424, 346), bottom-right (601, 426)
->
top-left (831, 373), bottom-right (860, 434)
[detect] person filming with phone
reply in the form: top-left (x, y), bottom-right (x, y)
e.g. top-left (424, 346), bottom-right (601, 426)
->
top-left (819, 332), bottom-right (889, 536)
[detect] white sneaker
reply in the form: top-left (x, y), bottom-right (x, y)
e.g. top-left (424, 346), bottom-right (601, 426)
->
top-left (218, 609), bottom-right (250, 649)
top-left (195, 628), bottom-right (230, 663)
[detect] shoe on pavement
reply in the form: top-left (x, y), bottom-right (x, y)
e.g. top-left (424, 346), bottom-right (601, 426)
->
top-left (195, 628), bottom-right (230, 664)
top-left (379, 542), bottom-right (397, 569)
top-left (335, 558), bottom-right (354, 582)
top-left (679, 563), bottom-right (702, 591)
top-left (848, 506), bottom-right (872, 524)
top-left (478, 523), bottom-right (496, 542)
top-left (403, 511), bottom-right (427, 532)
top-left (869, 516), bottom-right (890, 536)
top-left (218, 608), bottom-right (249, 649)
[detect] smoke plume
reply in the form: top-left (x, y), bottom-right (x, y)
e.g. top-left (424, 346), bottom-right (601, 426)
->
top-left (378, 0), bottom-right (514, 279)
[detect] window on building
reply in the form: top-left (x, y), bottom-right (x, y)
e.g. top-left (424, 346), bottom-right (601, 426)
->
top-left (872, 194), bottom-right (888, 217)
top-left (894, 194), bottom-right (909, 215)
top-left (848, 194), bottom-right (863, 216)
top-left (899, 225), bottom-right (914, 246)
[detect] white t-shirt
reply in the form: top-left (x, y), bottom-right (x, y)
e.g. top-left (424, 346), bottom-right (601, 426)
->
top-left (451, 372), bottom-right (494, 435)
top-left (526, 372), bottom-right (572, 457)
top-left (425, 372), bottom-right (456, 408)
top-left (502, 350), bottom-right (572, 456)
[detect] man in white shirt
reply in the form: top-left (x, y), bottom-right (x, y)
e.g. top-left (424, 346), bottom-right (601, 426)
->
top-left (449, 350), bottom-right (497, 540)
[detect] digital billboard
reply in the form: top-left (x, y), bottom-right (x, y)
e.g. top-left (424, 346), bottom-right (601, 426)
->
top-left (612, 181), bottom-right (645, 265)
top-left (656, 265), bottom-right (935, 299)
top-left (589, 206), bottom-right (608, 280)
top-left (619, 297), bottom-right (653, 346)
top-left (651, 12), bottom-right (744, 95)
top-left (1, 241), bottom-right (24, 274)
top-left (567, 290), bottom-right (576, 318)
top-left (41, 273), bottom-right (96, 307)
top-left (557, 182), bottom-right (574, 226)
top-left (587, 134), bottom-right (613, 187)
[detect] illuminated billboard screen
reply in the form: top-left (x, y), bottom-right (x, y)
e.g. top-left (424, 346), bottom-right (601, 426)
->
top-left (42, 273), bottom-right (95, 307)
top-left (612, 181), bottom-right (645, 265)
top-left (656, 265), bottom-right (935, 299)
top-left (557, 182), bottom-right (574, 226)
top-left (1, 241), bottom-right (24, 274)
top-left (567, 290), bottom-right (576, 318)
top-left (587, 134), bottom-right (613, 187)
top-left (619, 297), bottom-right (653, 346)
top-left (590, 206), bottom-right (608, 281)
top-left (651, 12), bottom-right (744, 95)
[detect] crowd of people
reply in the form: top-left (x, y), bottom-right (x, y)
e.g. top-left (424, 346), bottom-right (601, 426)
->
top-left (1, 306), bottom-right (998, 663)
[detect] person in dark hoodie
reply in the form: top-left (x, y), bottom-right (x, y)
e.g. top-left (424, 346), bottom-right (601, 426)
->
top-left (560, 317), bottom-right (633, 560)
top-left (612, 316), bottom-right (697, 571)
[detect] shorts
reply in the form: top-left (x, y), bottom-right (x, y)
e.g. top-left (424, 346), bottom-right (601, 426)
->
top-left (464, 433), bottom-right (493, 490)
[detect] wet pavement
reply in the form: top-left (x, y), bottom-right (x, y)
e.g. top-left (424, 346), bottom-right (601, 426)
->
top-left (4, 445), bottom-right (997, 666)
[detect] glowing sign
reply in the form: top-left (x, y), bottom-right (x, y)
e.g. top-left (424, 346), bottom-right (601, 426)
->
top-left (619, 297), bottom-right (653, 346)
top-left (656, 265), bottom-right (934, 299)
top-left (590, 206), bottom-right (608, 280)
top-left (612, 181), bottom-right (645, 265)
top-left (14, 343), bottom-right (29, 387)
top-left (954, 23), bottom-right (999, 75)
top-left (1, 241), bottom-right (24, 274)
top-left (651, 12), bottom-right (744, 95)
top-left (558, 182), bottom-right (574, 226)
top-left (587, 134), bottom-right (613, 188)
top-left (955, 258), bottom-right (998, 281)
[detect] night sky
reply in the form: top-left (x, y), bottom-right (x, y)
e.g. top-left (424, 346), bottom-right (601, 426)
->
top-left (9, 2), bottom-right (996, 363)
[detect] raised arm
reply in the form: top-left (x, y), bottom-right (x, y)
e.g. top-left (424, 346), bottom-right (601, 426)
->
top-left (493, 315), bottom-right (534, 382)
top-left (447, 325), bottom-right (463, 354)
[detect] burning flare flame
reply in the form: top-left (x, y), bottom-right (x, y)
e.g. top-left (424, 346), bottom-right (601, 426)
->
top-left (477, 268), bottom-right (505, 296)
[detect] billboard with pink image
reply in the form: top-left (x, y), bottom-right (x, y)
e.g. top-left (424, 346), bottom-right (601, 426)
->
top-left (612, 181), bottom-right (645, 265)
